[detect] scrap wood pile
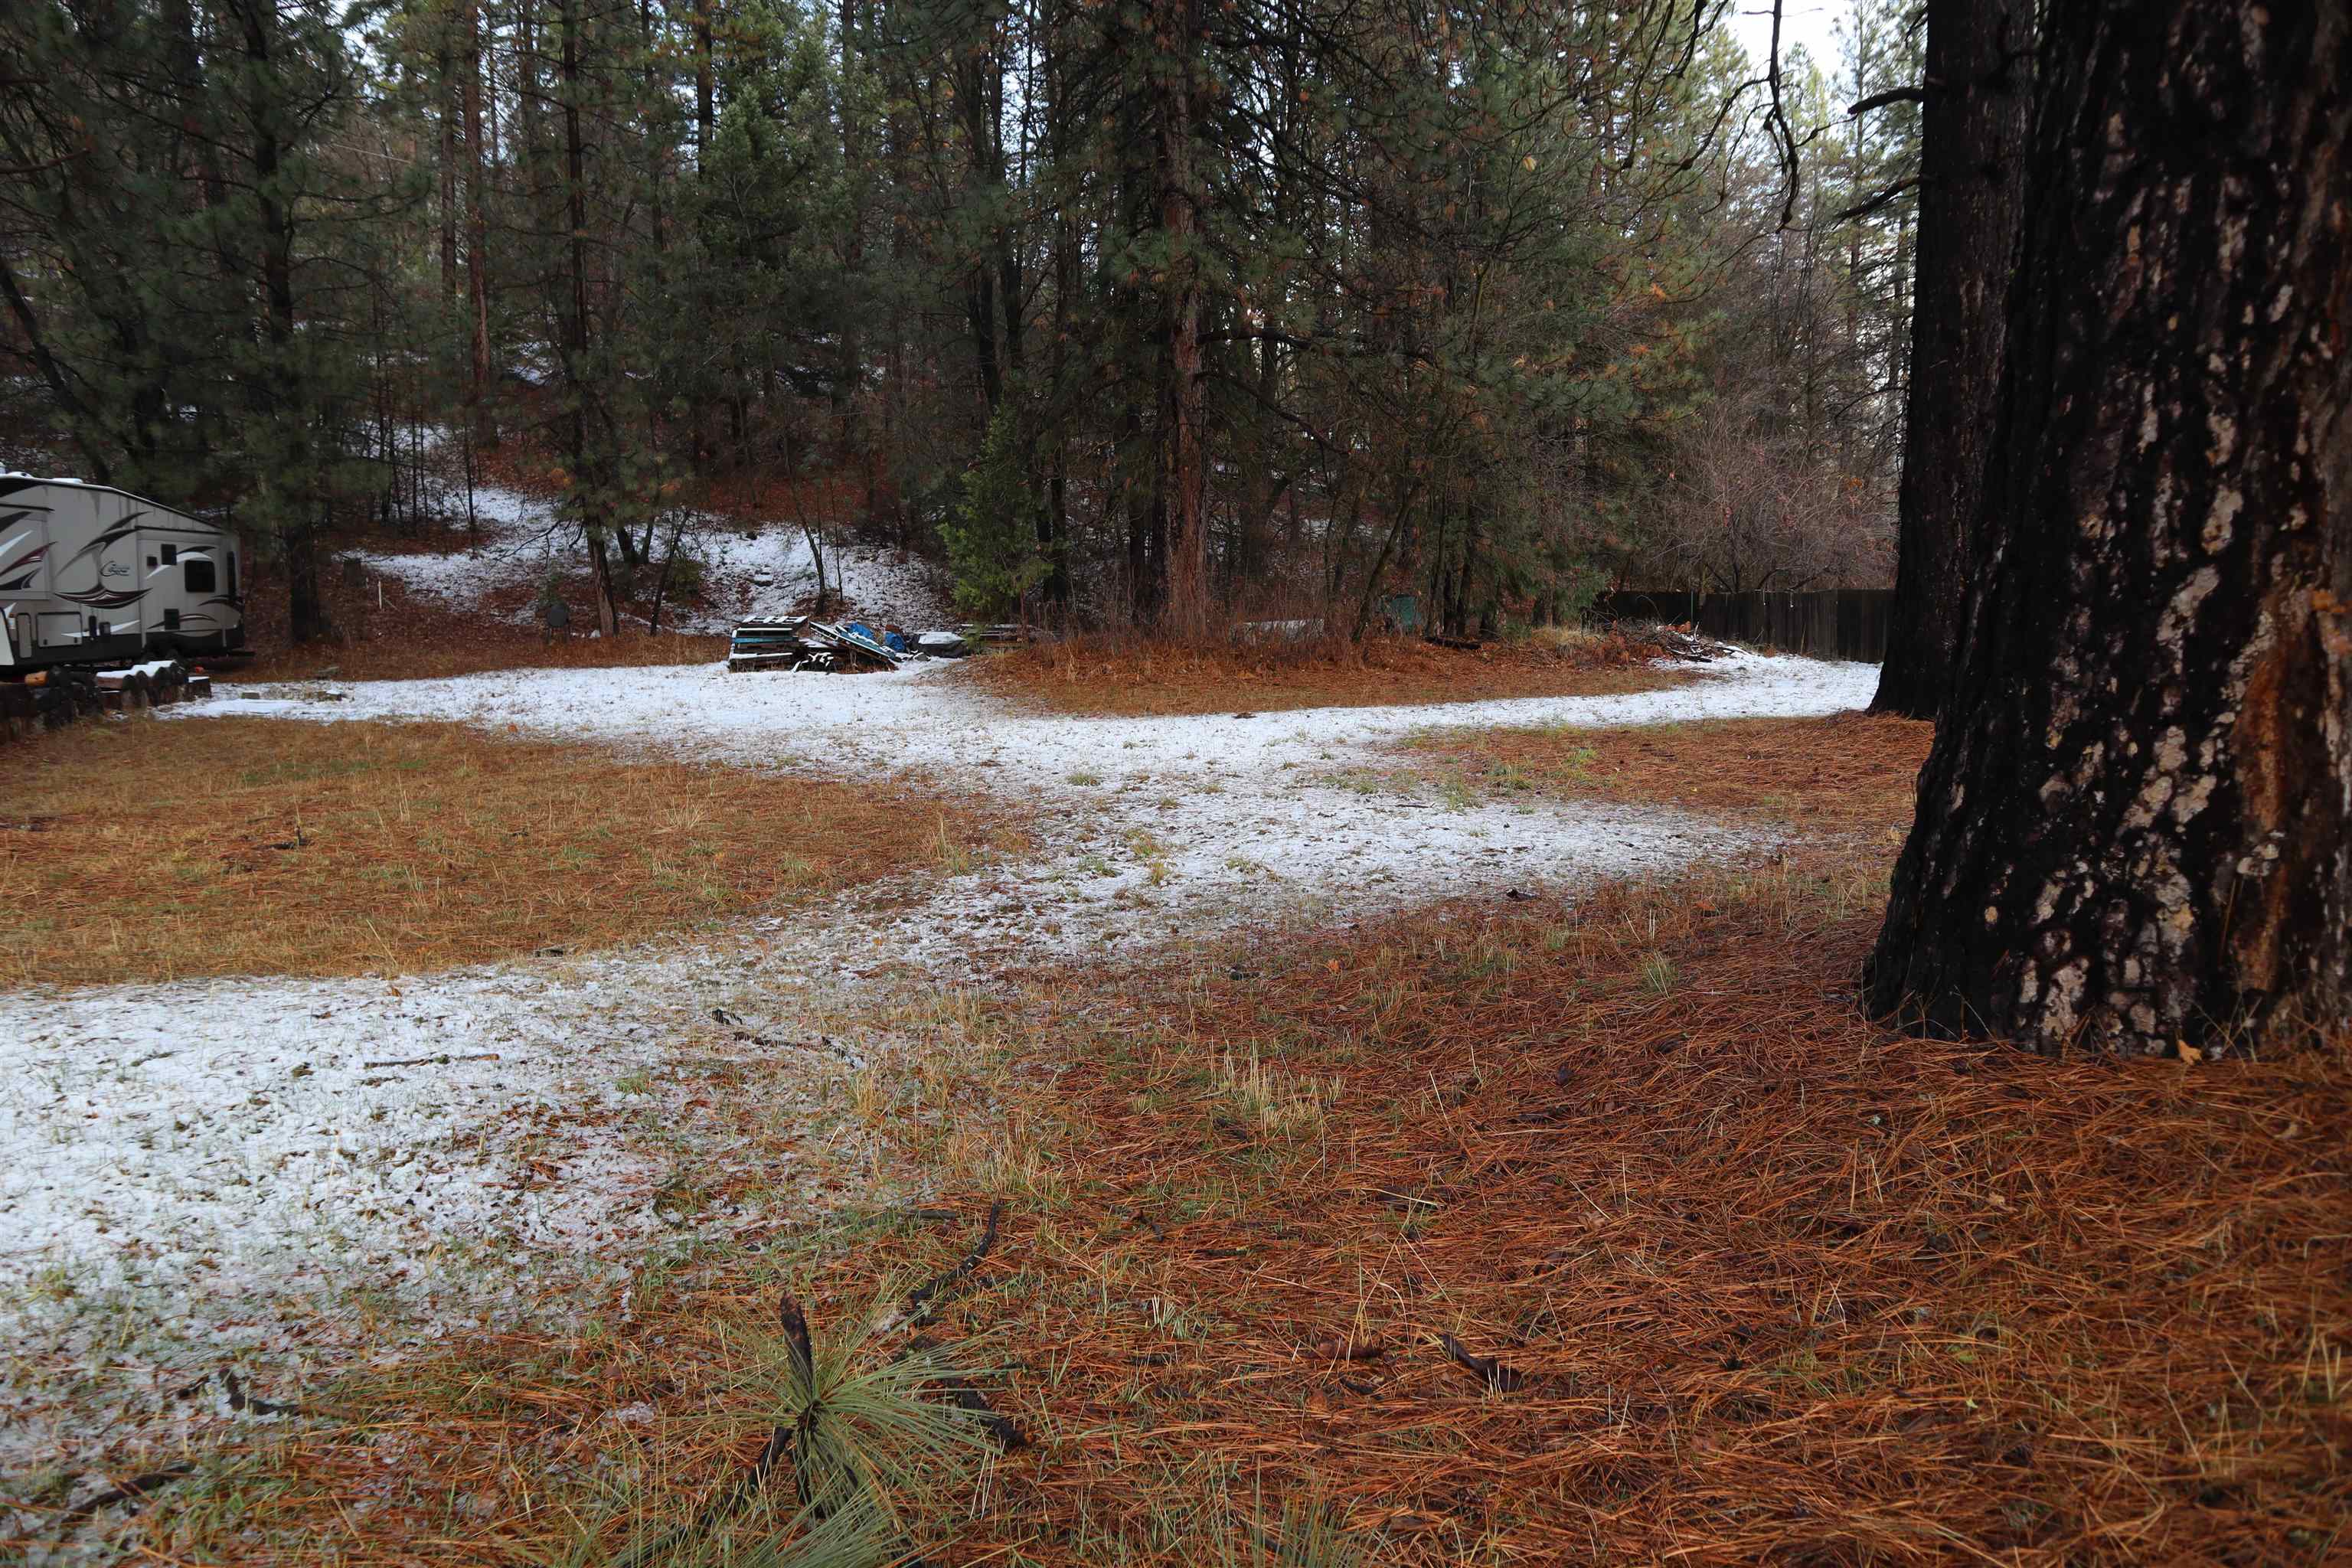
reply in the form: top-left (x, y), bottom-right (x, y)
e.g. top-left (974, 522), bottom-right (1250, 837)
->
top-left (1613, 619), bottom-right (1730, 662)
top-left (805, 867), bottom-right (2350, 1565)
top-left (3, 659), bottom-right (210, 740)
top-left (727, 616), bottom-right (972, 673)
top-left (93, 660), bottom-right (209, 711)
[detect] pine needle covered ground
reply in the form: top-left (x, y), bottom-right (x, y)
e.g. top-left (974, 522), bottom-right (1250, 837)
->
top-left (971, 629), bottom-right (1696, 717)
top-left (61, 714), bottom-right (2348, 1567)
top-left (0, 717), bottom-right (998, 986)
top-left (1390, 710), bottom-right (1936, 835)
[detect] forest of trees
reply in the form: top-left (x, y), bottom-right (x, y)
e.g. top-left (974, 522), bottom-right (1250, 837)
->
top-left (0, 0), bottom-right (1923, 640)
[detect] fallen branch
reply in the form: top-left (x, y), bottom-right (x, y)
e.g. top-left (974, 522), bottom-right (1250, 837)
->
top-left (60, 1465), bottom-right (192, 1527)
top-left (220, 1369), bottom-right (304, 1416)
top-left (1439, 1333), bottom-right (1533, 1393)
top-left (711, 1007), bottom-right (832, 1055)
top-left (359, 1052), bottom-right (501, 1070)
top-left (935, 1376), bottom-right (1027, 1450)
top-left (905, 1199), bottom-right (1005, 1325)
top-left (1309, 1334), bottom-right (1390, 1362)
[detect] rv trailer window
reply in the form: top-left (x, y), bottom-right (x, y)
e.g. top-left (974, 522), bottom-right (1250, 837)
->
top-left (164, 609), bottom-right (180, 630)
top-left (227, 552), bottom-right (237, 597)
top-left (162, 543), bottom-right (178, 565)
top-left (184, 557), bottom-right (216, 594)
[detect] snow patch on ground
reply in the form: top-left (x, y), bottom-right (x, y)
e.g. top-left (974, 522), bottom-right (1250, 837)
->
top-left (206, 647), bottom-right (1872, 786)
top-left (355, 482), bottom-right (949, 632)
top-left (9, 652), bottom-right (1878, 1476)
top-left (194, 649), bottom-right (1878, 975)
top-left (0, 938), bottom-right (885, 1472)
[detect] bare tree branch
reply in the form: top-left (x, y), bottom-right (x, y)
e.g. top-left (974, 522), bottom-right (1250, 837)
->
top-left (1849, 84), bottom-right (1928, 116)
top-left (1834, 174), bottom-right (1925, 224)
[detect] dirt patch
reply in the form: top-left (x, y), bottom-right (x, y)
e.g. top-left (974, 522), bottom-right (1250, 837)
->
top-left (0, 716), bottom-right (995, 987)
top-left (132, 848), bottom-right (2351, 1565)
top-left (971, 629), bottom-right (1696, 717)
top-left (1396, 710), bottom-right (1934, 835)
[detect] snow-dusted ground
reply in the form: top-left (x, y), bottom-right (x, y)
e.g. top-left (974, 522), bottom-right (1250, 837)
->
top-left (201, 649), bottom-right (1876, 972)
top-left (356, 482), bottom-right (949, 632)
top-left (3, 650), bottom-right (1878, 1485)
top-left (1, 939), bottom-right (874, 1481)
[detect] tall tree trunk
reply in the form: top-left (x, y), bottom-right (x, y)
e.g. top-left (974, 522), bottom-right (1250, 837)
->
top-left (695, 0), bottom-right (714, 142)
top-left (233, 0), bottom-right (332, 645)
top-left (464, 0), bottom-right (495, 448)
top-left (691, 0), bottom-right (715, 469)
top-left (835, 0), bottom-right (863, 495)
top-left (1040, 114), bottom-right (1074, 614)
top-left (1155, 0), bottom-right (1207, 635)
top-left (438, 31), bottom-right (459, 304)
top-left (633, 0), bottom-right (669, 559)
top-left (1864, 0), bottom-right (2351, 1054)
top-left (286, 525), bottom-right (332, 648)
top-left (1870, 0), bottom-right (2030, 719)
top-left (555, 0), bottom-right (618, 637)
top-left (1122, 392), bottom-right (1158, 623)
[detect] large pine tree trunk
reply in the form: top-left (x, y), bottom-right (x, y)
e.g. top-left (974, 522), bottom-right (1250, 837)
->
top-left (1870, 0), bottom-right (2029, 719)
top-left (286, 525), bottom-right (334, 647)
top-left (1155, 0), bottom-right (1209, 637)
top-left (554, 0), bottom-right (618, 637)
top-left (438, 31), bottom-right (459, 305)
top-left (464, 0), bottom-right (495, 449)
top-left (1864, 1), bottom-right (2351, 1054)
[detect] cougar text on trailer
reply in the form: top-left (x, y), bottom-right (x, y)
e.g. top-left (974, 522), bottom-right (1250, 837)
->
top-left (0, 475), bottom-right (247, 672)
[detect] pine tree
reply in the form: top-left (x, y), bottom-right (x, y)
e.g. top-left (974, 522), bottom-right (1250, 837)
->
top-left (1864, 0), bottom-right (2350, 1053)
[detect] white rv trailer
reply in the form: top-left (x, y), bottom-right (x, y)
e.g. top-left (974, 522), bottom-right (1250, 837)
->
top-left (0, 475), bottom-right (247, 671)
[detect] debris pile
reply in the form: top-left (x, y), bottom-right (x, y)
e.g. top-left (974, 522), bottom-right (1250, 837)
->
top-left (727, 617), bottom-right (970, 673)
top-left (2, 659), bottom-right (211, 739)
top-left (1618, 621), bottom-right (1729, 662)
top-left (96, 660), bottom-right (210, 711)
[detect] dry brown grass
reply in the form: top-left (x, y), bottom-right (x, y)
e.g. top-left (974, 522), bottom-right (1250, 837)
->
top-left (104, 838), bottom-right (2351, 1566)
top-left (227, 589), bottom-right (728, 686)
top-left (1399, 710), bottom-right (1936, 835)
top-left (0, 716), bottom-right (992, 987)
top-left (971, 628), bottom-right (1694, 717)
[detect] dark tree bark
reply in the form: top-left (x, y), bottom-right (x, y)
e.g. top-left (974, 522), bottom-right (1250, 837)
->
top-left (1870, 0), bottom-right (2029, 719)
top-left (1155, 0), bottom-right (1209, 636)
top-left (691, 0), bottom-right (715, 469)
top-left (437, 28), bottom-right (459, 305)
top-left (1864, 1), bottom-right (2352, 1054)
top-left (464, 0), bottom-right (494, 449)
top-left (233, 0), bottom-right (334, 646)
top-left (285, 524), bottom-right (332, 648)
top-left (554, 0), bottom-right (618, 637)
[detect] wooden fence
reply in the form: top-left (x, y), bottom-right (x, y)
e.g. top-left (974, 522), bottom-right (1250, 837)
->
top-left (1586, 589), bottom-right (1894, 663)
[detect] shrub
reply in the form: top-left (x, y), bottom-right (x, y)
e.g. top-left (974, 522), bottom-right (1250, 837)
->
top-left (939, 407), bottom-right (1050, 619)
